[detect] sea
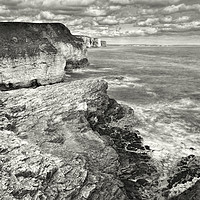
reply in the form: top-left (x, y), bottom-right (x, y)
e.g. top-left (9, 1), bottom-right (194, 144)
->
top-left (66, 45), bottom-right (200, 170)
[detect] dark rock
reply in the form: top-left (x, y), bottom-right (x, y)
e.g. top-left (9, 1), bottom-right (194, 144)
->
top-left (164, 155), bottom-right (200, 199)
top-left (86, 93), bottom-right (159, 200)
top-left (65, 58), bottom-right (89, 71)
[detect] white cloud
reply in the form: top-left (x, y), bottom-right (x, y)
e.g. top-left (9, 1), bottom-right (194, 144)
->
top-left (43, 0), bottom-right (96, 8)
top-left (97, 16), bottom-right (119, 25)
top-left (160, 16), bottom-right (173, 23)
top-left (163, 4), bottom-right (200, 14)
top-left (175, 16), bottom-right (190, 23)
top-left (122, 27), bottom-right (158, 36)
top-left (175, 21), bottom-right (200, 31)
top-left (138, 18), bottom-right (159, 26)
top-left (38, 11), bottom-right (55, 20)
top-left (84, 6), bottom-right (107, 16)
top-left (0, 5), bottom-right (10, 15)
top-left (66, 18), bottom-right (84, 26)
top-left (109, 5), bottom-right (122, 11)
top-left (0, 0), bottom-right (199, 37)
top-left (119, 16), bottom-right (137, 24)
top-left (160, 21), bottom-right (200, 33)
top-left (110, 0), bottom-right (181, 6)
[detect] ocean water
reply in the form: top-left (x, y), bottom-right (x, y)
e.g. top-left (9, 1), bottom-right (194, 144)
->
top-left (66, 45), bottom-right (200, 169)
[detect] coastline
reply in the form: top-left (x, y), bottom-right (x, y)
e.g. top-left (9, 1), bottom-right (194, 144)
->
top-left (1, 76), bottom-right (200, 199)
top-left (0, 22), bottom-right (200, 200)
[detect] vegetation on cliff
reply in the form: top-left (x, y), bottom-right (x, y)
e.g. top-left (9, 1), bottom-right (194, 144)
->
top-left (0, 22), bottom-right (83, 59)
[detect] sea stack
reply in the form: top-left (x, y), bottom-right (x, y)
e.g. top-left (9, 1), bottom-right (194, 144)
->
top-left (76, 35), bottom-right (107, 48)
top-left (101, 40), bottom-right (107, 47)
top-left (0, 22), bottom-right (88, 90)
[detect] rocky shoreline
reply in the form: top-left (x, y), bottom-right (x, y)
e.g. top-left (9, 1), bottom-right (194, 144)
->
top-left (0, 78), bottom-right (199, 199)
top-left (0, 23), bottom-right (199, 200)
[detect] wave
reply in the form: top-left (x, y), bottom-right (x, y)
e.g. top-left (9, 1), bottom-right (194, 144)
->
top-left (101, 75), bottom-right (144, 89)
top-left (118, 99), bottom-right (200, 166)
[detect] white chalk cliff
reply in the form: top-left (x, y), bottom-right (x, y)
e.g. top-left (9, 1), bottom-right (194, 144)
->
top-left (0, 23), bottom-right (88, 89)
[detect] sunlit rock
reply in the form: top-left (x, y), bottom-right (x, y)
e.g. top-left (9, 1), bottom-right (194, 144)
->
top-left (0, 22), bottom-right (88, 90)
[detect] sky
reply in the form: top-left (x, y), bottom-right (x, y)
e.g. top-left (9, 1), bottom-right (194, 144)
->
top-left (0, 0), bottom-right (200, 44)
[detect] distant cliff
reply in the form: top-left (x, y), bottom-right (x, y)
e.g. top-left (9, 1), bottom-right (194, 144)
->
top-left (76, 35), bottom-right (107, 48)
top-left (0, 22), bottom-right (88, 90)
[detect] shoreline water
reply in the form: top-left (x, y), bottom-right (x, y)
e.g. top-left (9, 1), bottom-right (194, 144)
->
top-left (66, 45), bottom-right (200, 164)
top-left (1, 38), bottom-right (200, 199)
top-left (64, 45), bottom-right (200, 198)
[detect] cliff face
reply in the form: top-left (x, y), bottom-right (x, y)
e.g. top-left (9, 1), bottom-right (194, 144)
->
top-left (0, 78), bottom-right (199, 199)
top-left (0, 23), bottom-right (88, 90)
top-left (0, 23), bottom-right (198, 199)
top-left (0, 78), bottom-right (161, 199)
top-left (0, 79), bottom-right (127, 199)
top-left (76, 35), bottom-right (107, 48)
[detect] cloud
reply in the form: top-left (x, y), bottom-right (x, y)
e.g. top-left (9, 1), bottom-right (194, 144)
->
top-left (0, 0), bottom-right (199, 38)
top-left (109, 5), bottom-right (122, 11)
top-left (173, 21), bottom-right (200, 31)
top-left (160, 16), bottom-right (173, 23)
top-left (163, 3), bottom-right (200, 14)
top-left (84, 6), bottom-right (107, 16)
top-left (38, 11), bottom-right (57, 20)
top-left (138, 18), bottom-right (159, 26)
top-left (109, 0), bottom-right (181, 6)
top-left (0, 5), bottom-right (10, 15)
top-left (66, 18), bottom-right (84, 26)
top-left (175, 16), bottom-right (190, 23)
top-left (37, 11), bottom-right (74, 21)
top-left (121, 27), bottom-right (158, 36)
top-left (160, 21), bottom-right (200, 33)
top-left (97, 16), bottom-right (119, 25)
top-left (0, 0), bottom-right (96, 10)
top-left (119, 16), bottom-right (137, 24)
top-left (42, 0), bottom-right (97, 9)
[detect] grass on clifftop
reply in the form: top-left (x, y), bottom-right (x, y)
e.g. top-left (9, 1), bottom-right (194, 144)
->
top-left (0, 22), bottom-right (83, 59)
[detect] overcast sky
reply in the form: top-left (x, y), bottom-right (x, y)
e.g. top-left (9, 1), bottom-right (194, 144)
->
top-left (0, 0), bottom-right (200, 44)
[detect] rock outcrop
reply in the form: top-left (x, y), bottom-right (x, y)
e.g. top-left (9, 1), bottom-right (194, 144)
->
top-left (0, 78), bottom-right (199, 199)
top-left (0, 78), bottom-right (161, 199)
top-left (0, 22), bottom-right (88, 90)
top-left (164, 155), bottom-right (200, 200)
top-left (101, 41), bottom-right (107, 47)
top-left (76, 35), bottom-right (107, 48)
top-left (0, 79), bottom-right (128, 199)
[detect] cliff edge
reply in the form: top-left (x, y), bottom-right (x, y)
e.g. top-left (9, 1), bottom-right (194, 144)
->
top-left (0, 78), bottom-right (199, 199)
top-left (0, 22), bottom-right (88, 90)
top-left (76, 35), bottom-right (107, 48)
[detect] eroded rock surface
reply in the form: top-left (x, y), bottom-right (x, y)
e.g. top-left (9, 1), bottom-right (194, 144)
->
top-left (0, 22), bottom-right (88, 90)
top-left (0, 79), bottom-right (129, 199)
top-left (0, 130), bottom-right (88, 199)
top-left (0, 78), bottom-right (199, 199)
top-left (164, 155), bottom-right (200, 200)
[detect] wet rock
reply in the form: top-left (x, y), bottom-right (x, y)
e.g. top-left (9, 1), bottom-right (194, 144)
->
top-left (65, 58), bottom-right (89, 72)
top-left (86, 93), bottom-right (160, 200)
top-left (164, 155), bottom-right (200, 199)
